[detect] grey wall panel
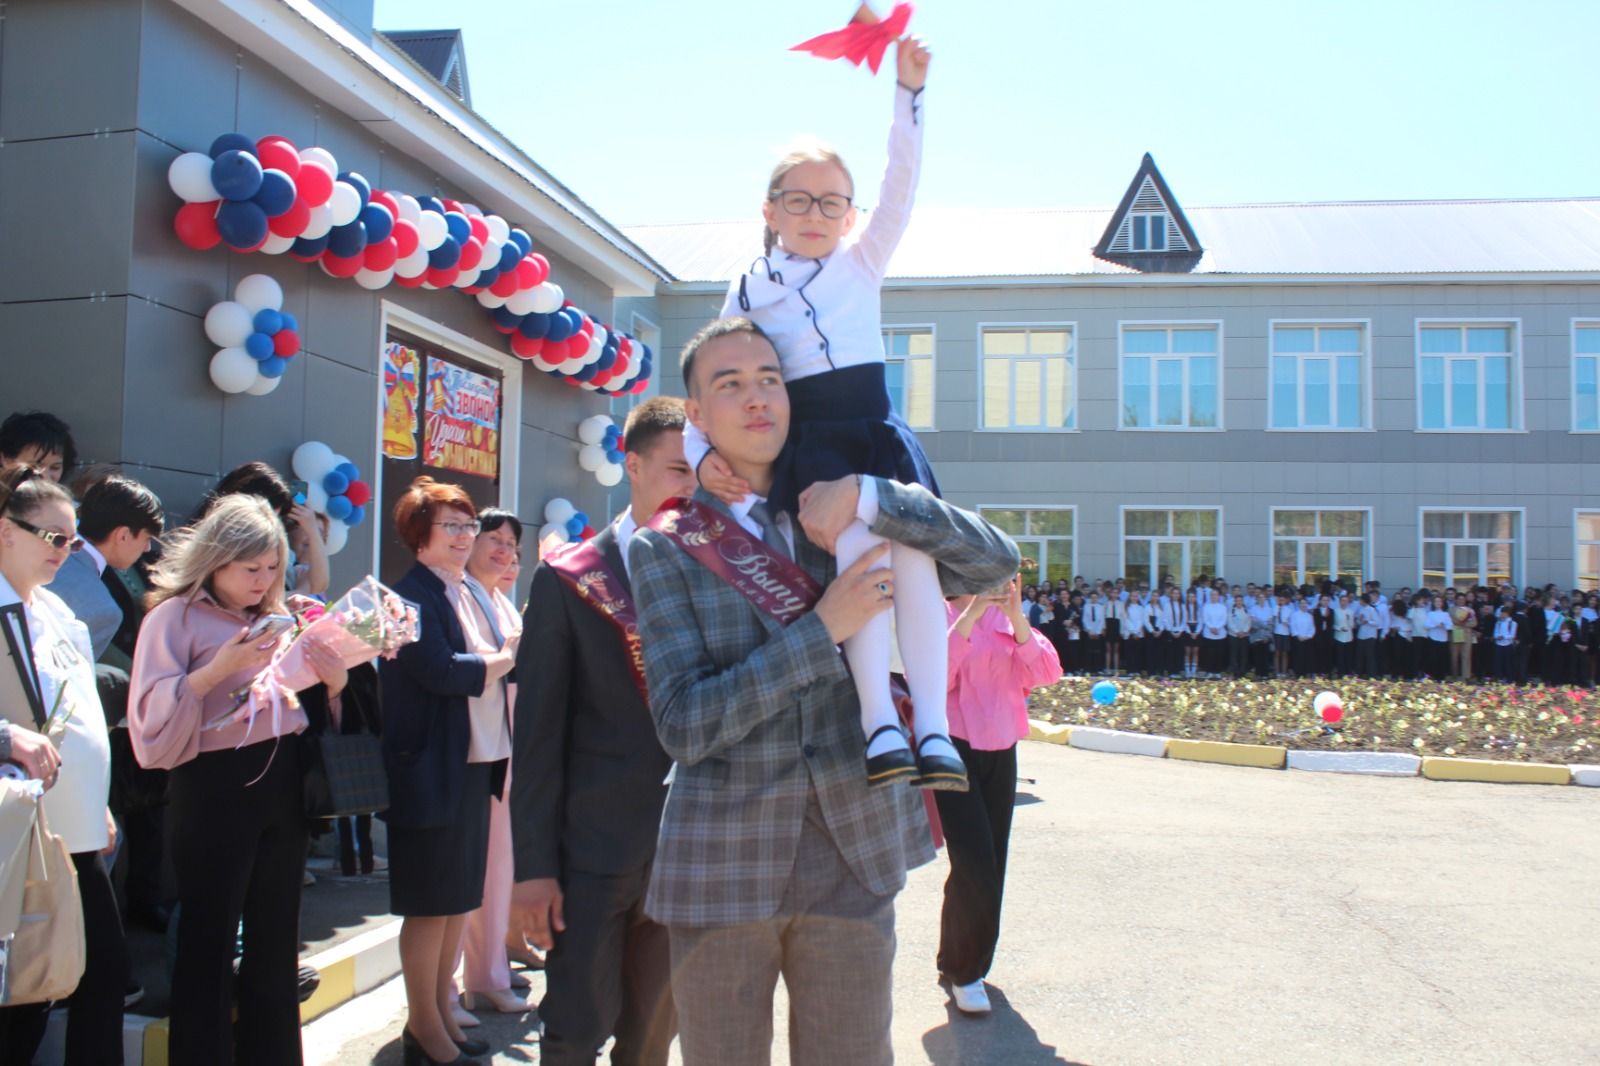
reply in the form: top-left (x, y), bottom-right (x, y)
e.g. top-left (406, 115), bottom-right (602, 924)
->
top-left (129, 132), bottom-right (225, 315)
top-left (121, 297), bottom-right (224, 476)
top-left (304, 272), bottom-right (380, 371)
top-left (136, 0), bottom-right (239, 152)
top-left (0, 133), bottom-right (136, 301)
top-left (235, 53), bottom-right (322, 151)
top-left (0, 0), bottom-right (139, 142)
top-left (301, 351), bottom-right (377, 591)
top-left (0, 298), bottom-right (128, 466)
top-left (219, 358), bottom-right (308, 472)
top-left (304, 108), bottom-right (383, 190)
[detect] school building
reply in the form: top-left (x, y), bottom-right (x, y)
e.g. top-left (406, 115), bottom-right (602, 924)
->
top-left (624, 155), bottom-right (1600, 594)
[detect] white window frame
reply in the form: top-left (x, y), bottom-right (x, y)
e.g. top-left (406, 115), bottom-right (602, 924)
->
top-left (1268, 506), bottom-right (1373, 588)
top-left (1131, 211), bottom-right (1168, 252)
top-left (1117, 320), bottom-right (1225, 432)
top-left (881, 322), bottom-right (938, 432)
top-left (1414, 318), bottom-right (1524, 433)
top-left (1575, 508), bottom-right (1600, 591)
top-left (1416, 506), bottom-right (1526, 591)
top-left (1265, 319), bottom-right (1373, 432)
top-left (978, 505), bottom-right (1078, 584)
top-left (976, 321), bottom-right (1079, 433)
top-left (376, 302), bottom-right (524, 578)
top-left (1571, 318), bottom-right (1600, 434)
top-left (1117, 505), bottom-right (1225, 588)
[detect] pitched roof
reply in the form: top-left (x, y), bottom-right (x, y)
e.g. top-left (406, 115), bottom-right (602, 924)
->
top-left (1093, 153), bottom-right (1203, 272)
top-left (625, 197), bottom-right (1600, 284)
top-left (379, 28), bottom-right (470, 104)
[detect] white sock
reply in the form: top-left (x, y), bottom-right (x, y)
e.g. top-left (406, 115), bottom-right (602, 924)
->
top-left (837, 520), bottom-right (905, 757)
top-left (891, 544), bottom-right (957, 764)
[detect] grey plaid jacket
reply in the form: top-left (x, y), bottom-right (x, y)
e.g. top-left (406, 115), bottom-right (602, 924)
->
top-left (629, 478), bottom-right (1021, 927)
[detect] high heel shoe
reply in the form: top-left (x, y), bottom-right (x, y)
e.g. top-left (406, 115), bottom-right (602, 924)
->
top-left (462, 987), bottom-right (534, 1013)
top-left (401, 1027), bottom-right (479, 1065)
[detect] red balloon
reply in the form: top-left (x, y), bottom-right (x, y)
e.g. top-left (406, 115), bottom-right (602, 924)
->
top-left (580, 525), bottom-right (596, 540)
top-left (610, 353), bottom-right (631, 379)
top-left (369, 190), bottom-right (399, 218)
top-left (578, 316), bottom-right (594, 337)
top-left (391, 219), bottom-right (420, 258)
top-left (514, 257), bottom-right (539, 290)
top-left (628, 380), bottom-right (650, 394)
top-left (255, 137), bottom-right (301, 179)
top-left (273, 329), bottom-right (300, 357)
top-left (562, 376), bottom-right (583, 387)
top-left (268, 197), bottom-right (311, 237)
top-left (490, 319), bottom-right (516, 335)
top-left (427, 265), bottom-right (460, 288)
top-left (394, 270), bottom-right (427, 289)
top-left (458, 236), bottom-right (484, 272)
top-left (591, 370), bottom-right (615, 389)
top-left (174, 201), bottom-right (222, 250)
top-left (510, 334), bottom-right (545, 360)
top-left (1321, 705), bottom-right (1344, 724)
top-left (442, 198), bottom-right (463, 214)
top-left (296, 161), bottom-right (334, 208)
top-left (526, 253), bottom-right (550, 285)
top-left (344, 480), bottom-right (372, 507)
top-left (467, 215), bottom-right (489, 245)
top-left (489, 272), bottom-right (518, 298)
top-left (363, 237), bottom-right (399, 272)
top-left (323, 251), bottom-right (364, 278)
top-left (565, 334), bottom-right (590, 361)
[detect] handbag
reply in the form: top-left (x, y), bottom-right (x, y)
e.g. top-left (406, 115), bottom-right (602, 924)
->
top-left (0, 798), bottom-right (85, 1005)
top-left (303, 730), bottom-right (389, 819)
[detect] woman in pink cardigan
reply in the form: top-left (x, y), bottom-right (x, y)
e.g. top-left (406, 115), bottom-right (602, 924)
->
top-left (936, 574), bottom-right (1062, 1017)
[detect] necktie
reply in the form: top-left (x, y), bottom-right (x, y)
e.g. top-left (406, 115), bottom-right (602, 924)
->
top-left (747, 500), bottom-right (791, 560)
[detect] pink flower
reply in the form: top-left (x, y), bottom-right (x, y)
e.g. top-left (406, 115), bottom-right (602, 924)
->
top-left (301, 604), bottom-right (327, 623)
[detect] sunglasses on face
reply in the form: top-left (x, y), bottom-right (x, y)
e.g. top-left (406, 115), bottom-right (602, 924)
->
top-left (9, 516), bottom-right (84, 553)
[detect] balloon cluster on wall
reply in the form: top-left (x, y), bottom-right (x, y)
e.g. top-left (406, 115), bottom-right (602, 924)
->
top-left (576, 415), bottom-right (625, 487)
top-left (168, 133), bottom-right (655, 396)
top-left (203, 274), bottom-right (301, 395)
top-left (538, 497), bottom-right (595, 549)
top-left (291, 440), bottom-right (372, 556)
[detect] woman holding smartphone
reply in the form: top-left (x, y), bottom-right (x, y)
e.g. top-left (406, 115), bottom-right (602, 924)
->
top-left (129, 494), bottom-right (347, 1066)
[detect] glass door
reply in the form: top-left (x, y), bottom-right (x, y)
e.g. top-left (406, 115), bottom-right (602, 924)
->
top-left (1155, 540), bottom-right (1188, 588)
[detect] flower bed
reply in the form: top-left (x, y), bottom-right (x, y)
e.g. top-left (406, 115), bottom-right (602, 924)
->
top-left (1029, 677), bottom-right (1599, 764)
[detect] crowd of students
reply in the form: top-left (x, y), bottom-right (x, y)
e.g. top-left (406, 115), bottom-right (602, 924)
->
top-left (1020, 574), bottom-right (1600, 687)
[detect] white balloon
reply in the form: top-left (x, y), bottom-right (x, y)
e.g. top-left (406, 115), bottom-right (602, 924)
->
top-left (304, 481), bottom-right (330, 516)
top-left (530, 283), bottom-right (563, 314)
top-left (300, 203), bottom-right (334, 240)
top-left (453, 268), bottom-right (479, 289)
top-left (531, 354), bottom-right (560, 373)
top-left (323, 519), bottom-right (349, 556)
top-left (168, 151), bottom-right (220, 203)
top-left (578, 416), bottom-right (610, 445)
top-left (394, 193), bottom-right (422, 225)
top-left (505, 288), bottom-right (538, 316)
top-left (584, 336), bottom-right (604, 365)
top-left (544, 498), bottom-right (576, 524)
top-left (235, 273), bottom-right (284, 314)
top-left (291, 440), bottom-right (337, 482)
top-left (596, 463), bottom-right (624, 488)
top-left (260, 231), bottom-right (296, 255)
top-left (591, 326), bottom-right (609, 350)
top-left (538, 522), bottom-right (570, 548)
top-left (245, 372), bottom-right (282, 396)
top-left (395, 249), bottom-right (430, 278)
top-left (578, 443), bottom-right (607, 472)
top-left (298, 146), bottom-right (338, 173)
top-left (209, 348), bottom-right (258, 394)
top-left (416, 211), bottom-right (448, 251)
top-left (475, 289), bottom-right (507, 309)
top-left (204, 301), bottom-right (255, 348)
top-left (330, 453), bottom-right (353, 473)
top-left (354, 267), bottom-right (394, 290)
top-left (328, 183), bottom-right (362, 227)
top-left (484, 215), bottom-right (509, 244)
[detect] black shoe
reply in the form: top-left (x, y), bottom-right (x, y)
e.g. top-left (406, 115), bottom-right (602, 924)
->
top-left (402, 1028), bottom-right (477, 1065)
top-left (297, 964), bottom-right (321, 1004)
top-left (913, 734), bottom-right (969, 792)
top-left (864, 725), bottom-right (917, 789)
top-left (127, 902), bottom-right (172, 933)
top-left (454, 1036), bottom-right (491, 1057)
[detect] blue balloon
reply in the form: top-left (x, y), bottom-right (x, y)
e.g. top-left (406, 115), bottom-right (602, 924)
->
top-left (443, 211), bottom-right (471, 244)
top-left (345, 505), bottom-right (366, 528)
top-left (427, 237), bottom-right (461, 270)
top-left (322, 471), bottom-right (350, 497)
top-left (605, 449), bottom-right (624, 465)
top-left (492, 306), bottom-right (523, 331)
top-left (571, 511), bottom-right (588, 529)
top-left (252, 309), bottom-right (283, 336)
top-left (475, 265), bottom-right (500, 288)
top-left (507, 228), bottom-right (532, 256)
top-left (290, 233), bottom-right (330, 258)
top-left (278, 311), bottom-right (299, 333)
top-left (208, 132), bottom-right (255, 159)
top-left (215, 200), bottom-right (268, 248)
top-left (258, 356), bottom-right (288, 379)
top-left (251, 169), bottom-right (296, 215)
top-left (544, 313), bottom-right (574, 344)
top-left (244, 332), bottom-right (275, 361)
top-left (335, 462), bottom-right (360, 483)
top-left (518, 312), bottom-right (550, 339)
top-left (328, 220), bottom-right (367, 258)
top-left (417, 196), bottom-right (445, 216)
top-left (562, 307), bottom-right (586, 333)
top-left (597, 349), bottom-right (617, 372)
top-left (565, 516), bottom-right (584, 537)
top-left (575, 361), bottom-right (600, 383)
top-left (337, 171), bottom-right (371, 208)
top-left (326, 495), bottom-right (353, 522)
top-left (211, 150), bottom-right (264, 202)
top-left (497, 242), bottom-right (521, 272)
top-left (1090, 680), bottom-right (1120, 706)
top-left (359, 202), bottom-right (393, 242)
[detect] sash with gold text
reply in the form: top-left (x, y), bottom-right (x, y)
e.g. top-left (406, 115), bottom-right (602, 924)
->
top-left (645, 497), bottom-right (823, 625)
top-left (547, 537), bottom-right (648, 702)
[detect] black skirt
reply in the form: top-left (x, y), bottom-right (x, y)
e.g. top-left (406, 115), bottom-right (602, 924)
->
top-left (769, 363), bottom-right (940, 515)
top-left (388, 760), bottom-right (494, 917)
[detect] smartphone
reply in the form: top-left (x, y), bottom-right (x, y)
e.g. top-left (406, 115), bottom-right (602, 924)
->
top-left (287, 479), bottom-right (309, 505)
top-left (246, 613), bottom-right (296, 642)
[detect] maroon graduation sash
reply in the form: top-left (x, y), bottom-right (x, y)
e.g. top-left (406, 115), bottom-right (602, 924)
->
top-left (645, 497), bottom-right (823, 624)
top-left (547, 536), bottom-right (648, 702)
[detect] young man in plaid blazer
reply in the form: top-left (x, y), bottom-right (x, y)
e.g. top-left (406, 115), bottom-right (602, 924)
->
top-left (628, 318), bottom-right (1020, 1065)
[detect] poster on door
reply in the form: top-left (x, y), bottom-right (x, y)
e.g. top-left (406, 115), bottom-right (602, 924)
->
top-left (381, 342), bottom-right (422, 460)
top-left (423, 357), bottom-right (501, 479)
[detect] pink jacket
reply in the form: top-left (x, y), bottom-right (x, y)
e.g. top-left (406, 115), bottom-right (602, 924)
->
top-left (946, 603), bottom-right (1063, 751)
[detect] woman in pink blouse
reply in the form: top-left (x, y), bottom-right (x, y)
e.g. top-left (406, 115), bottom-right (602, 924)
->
top-left (935, 574), bottom-right (1062, 1017)
top-left (128, 494), bottom-right (347, 1066)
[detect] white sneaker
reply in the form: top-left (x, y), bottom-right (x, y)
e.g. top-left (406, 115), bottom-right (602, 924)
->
top-left (949, 979), bottom-right (991, 1015)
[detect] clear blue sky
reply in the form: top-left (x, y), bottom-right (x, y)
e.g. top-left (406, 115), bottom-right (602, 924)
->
top-left (373, 0), bottom-right (1600, 228)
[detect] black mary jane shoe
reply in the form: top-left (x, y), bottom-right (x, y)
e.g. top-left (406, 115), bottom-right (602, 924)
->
top-left (454, 1036), bottom-right (491, 1058)
top-left (401, 1027), bottom-right (479, 1065)
top-left (913, 734), bottom-right (969, 792)
top-left (865, 724), bottom-right (918, 789)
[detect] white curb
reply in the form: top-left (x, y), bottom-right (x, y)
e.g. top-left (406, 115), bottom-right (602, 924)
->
top-left (1069, 726), bottom-right (1170, 758)
top-left (1286, 750), bottom-right (1422, 776)
top-left (1570, 765), bottom-right (1600, 787)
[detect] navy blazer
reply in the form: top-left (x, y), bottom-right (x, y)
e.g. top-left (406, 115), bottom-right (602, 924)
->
top-left (379, 562), bottom-right (491, 830)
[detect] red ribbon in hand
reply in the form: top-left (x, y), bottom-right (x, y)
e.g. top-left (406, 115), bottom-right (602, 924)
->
top-left (789, 2), bottom-right (914, 75)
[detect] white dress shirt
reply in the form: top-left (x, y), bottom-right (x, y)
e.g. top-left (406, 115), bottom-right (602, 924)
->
top-left (616, 508), bottom-right (638, 581)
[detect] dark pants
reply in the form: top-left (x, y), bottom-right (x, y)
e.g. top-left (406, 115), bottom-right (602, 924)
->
top-left (336, 814), bottom-right (374, 875)
top-left (168, 739), bottom-right (306, 1066)
top-left (0, 852), bottom-right (129, 1066)
top-left (1493, 644), bottom-right (1517, 681)
top-left (1356, 638), bottom-right (1379, 678)
top-left (1291, 638), bottom-right (1314, 677)
top-left (1202, 637), bottom-right (1227, 674)
top-left (1425, 640), bottom-right (1450, 680)
top-left (540, 863), bottom-right (676, 1066)
top-left (933, 738), bottom-right (1018, 987)
top-left (1227, 636), bottom-right (1249, 677)
top-left (1333, 640), bottom-right (1354, 677)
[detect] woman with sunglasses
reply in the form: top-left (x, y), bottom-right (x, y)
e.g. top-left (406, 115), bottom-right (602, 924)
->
top-left (0, 466), bottom-right (125, 1065)
top-left (382, 478), bottom-right (519, 1065)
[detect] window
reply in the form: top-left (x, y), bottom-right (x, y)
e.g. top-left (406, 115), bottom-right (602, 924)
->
top-left (1121, 508), bottom-right (1221, 588)
top-left (881, 326), bottom-right (935, 429)
top-left (1420, 510), bottom-right (1519, 590)
top-left (1271, 509), bottom-right (1368, 590)
top-left (980, 326), bottom-right (1075, 430)
top-left (1120, 324), bottom-right (1220, 429)
top-left (1574, 322), bottom-right (1600, 432)
top-left (1577, 512), bottom-right (1600, 591)
top-left (979, 507), bottom-right (1075, 586)
top-left (1131, 212), bottom-right (1167, 252)
top-left (1417, 322), bottom-right (1519, 431)
top-left (1269, 323), bottom-right (1367, 430)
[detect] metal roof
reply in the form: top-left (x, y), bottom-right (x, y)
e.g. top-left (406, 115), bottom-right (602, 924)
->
top-left (625, 198), bottom-right (1600, 285)
top-left (378, 29), bottom-right (469, 103)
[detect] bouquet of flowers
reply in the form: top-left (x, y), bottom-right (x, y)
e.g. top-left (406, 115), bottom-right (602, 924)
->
top-left (272, 576), bottom-right (421, 692)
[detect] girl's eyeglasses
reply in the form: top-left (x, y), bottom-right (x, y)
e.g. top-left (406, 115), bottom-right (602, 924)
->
top-left (9, 516), bottom-right (84, 553)
top-left (769, 190), bottom-right (853, 219)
